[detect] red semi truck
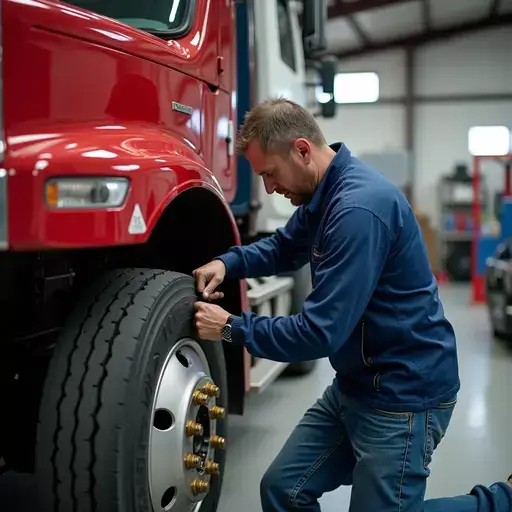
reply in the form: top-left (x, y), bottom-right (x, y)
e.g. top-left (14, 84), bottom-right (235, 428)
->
top-left (0, 0), bottom-right (332, 511)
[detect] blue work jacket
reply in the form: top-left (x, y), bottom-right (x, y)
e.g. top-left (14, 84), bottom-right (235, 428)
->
top-left (218, 143), bottom-right (460, 412)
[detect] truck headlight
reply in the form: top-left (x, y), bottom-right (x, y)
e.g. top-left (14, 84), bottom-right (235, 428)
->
top-left (45, 177), bottom-right (129, 209)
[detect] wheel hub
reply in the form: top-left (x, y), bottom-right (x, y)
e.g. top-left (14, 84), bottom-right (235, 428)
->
top-left (148, 339), bottom-right (225, 511)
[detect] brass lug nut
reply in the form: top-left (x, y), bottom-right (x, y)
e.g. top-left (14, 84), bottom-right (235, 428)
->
top-left (186, 421), bottom-right (204, 437)
top-left (209, 406), bottom-right (225, 420)
top-left (184, 453), bottom-right (202, 470)
top-left (202, 383), bottom-right (220, 397)
top-left (192, 390), bottom-right (210, 406)
top-left (205, 460), bottom-right (220, 476)
top-left (209, 434), bottom-right (226, 450)
top-left (191, 478), bottom-right (209, 496)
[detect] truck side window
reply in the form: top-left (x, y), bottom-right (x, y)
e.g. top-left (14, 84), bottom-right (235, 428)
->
top-left (62, 0), bottom-right (195, 37)
top-left (276, 0), bottom-right (297, 72)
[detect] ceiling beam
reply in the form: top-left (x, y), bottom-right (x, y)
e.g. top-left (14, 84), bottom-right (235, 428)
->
top-left (333, 13), bottom-right (512, 59)
top-left (328, 0), bottom-right (415, 18)
top-left (346, 15), bottom-right (372, 46)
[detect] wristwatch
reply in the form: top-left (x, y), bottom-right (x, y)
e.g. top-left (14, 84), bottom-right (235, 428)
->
top-left (221, 315), bottom-right (235, 343)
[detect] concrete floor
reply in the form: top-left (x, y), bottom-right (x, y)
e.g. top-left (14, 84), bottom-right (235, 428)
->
top-left (1, 284), bottom-right (511, 511)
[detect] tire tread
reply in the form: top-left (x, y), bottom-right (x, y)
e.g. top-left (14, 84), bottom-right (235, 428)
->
top-left (37, 269), bottom-right (190, 512)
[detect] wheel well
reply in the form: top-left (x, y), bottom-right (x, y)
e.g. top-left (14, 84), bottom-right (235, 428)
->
top-left (142, 187), bottom-right (241, 278)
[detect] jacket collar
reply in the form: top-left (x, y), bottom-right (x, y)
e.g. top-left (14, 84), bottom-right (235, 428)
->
top-left (306, 142), bottom-right (350, 214)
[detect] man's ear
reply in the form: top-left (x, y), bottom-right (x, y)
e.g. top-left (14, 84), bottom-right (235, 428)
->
top-left (294, 138), bottom-right (312, 164)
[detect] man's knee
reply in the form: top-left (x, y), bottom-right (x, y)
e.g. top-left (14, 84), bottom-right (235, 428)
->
top-left (260, 462), bottom-right (291, 507)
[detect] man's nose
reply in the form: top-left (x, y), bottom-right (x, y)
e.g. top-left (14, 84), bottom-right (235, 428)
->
top-left (263, 177), bottom-right (276, 194)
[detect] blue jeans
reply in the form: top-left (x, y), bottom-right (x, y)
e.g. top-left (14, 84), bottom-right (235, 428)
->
top-left (260, 379), bottom-right (512, 511)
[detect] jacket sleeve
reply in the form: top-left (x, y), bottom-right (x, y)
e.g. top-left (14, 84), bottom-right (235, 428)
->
top-left (229, 206), bottom-right (392, 362)
top-left (216, 206), bottom-right (311, 279)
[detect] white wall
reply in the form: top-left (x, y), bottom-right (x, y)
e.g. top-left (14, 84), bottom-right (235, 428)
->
top-left (316, 26), bottom-right (512, 226)
top-left (415, 27), bottom-right (512, 96)
top-left (318, 49), bottom-right (406, 155)
top-left (319, 103), bottom-right (405, 155)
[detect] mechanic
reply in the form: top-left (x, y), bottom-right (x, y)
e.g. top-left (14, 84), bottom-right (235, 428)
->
top-left (193, 97), bottom-right (512, 512)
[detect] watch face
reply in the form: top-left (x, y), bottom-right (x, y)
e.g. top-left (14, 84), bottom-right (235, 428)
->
top-left (222, 324), bottom-right (232, 342)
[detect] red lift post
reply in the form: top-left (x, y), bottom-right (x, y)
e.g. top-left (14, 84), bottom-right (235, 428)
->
top-left (471, 154), bottom-right (512, 304)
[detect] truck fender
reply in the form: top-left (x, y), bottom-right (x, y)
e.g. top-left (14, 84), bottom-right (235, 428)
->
top-left (5, 122), bottom-right (233, 250)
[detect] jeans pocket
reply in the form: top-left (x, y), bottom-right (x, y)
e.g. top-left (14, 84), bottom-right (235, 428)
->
top-left (423, 398), bottom-right (457, 470)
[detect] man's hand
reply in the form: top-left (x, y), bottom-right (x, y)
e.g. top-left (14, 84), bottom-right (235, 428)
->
top-left (192, 260), bottom-right (227, 300)
top-left (194, 301), bottom-right (231, 341)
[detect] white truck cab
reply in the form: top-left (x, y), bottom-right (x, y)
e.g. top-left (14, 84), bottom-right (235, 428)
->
top-left (252, 0), bottom-right (308, 234)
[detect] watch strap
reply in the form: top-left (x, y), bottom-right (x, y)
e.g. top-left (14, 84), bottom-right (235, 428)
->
top-left (221, 315), bottom-right (235, 342)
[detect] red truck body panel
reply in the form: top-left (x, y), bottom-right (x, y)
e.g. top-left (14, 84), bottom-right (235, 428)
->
top-left (3, 0), bottom-right (238, 250)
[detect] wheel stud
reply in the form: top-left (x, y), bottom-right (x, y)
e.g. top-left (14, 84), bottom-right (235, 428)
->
top-left (205, 460), bottom-right (220, 476)
top-left (209, 434), bottom-right (226, 449)
top-left (192, 390), bottom-right (210, 406)
top-left (209, 406), bottom-right (225, 420)
top-left (201, 383), bottom-right (220, 397)
top-left (186, 421), bottom-right (204, 437)
top-left (191, 478), bottom-right (209, 496)
top-left (184, 453), bottom-right (202, 470)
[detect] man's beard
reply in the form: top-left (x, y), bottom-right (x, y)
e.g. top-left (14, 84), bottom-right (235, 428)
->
top-left (289, 192), bottom-right (313, 206)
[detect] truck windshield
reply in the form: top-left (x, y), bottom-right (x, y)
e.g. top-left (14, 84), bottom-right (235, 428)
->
top-left (62, 0), bottom-right (191, 35)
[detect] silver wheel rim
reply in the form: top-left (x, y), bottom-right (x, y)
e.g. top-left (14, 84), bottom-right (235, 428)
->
top-left (148, 338), bottom-right (223, 511)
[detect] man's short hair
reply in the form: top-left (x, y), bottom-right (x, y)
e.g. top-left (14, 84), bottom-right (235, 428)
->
top-left (236, 96), bottom-right (327, 155)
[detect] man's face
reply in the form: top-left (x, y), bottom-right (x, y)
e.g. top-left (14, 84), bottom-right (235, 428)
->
top-left (245, 138), bottom-right (315, 207)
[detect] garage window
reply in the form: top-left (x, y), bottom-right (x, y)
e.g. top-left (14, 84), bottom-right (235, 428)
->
top-left (317, 72), bottom-right (380, 104)
top-left (62, 0), bottom-right (195, 37)
top-left (468, 126), bottom-right (511, 157)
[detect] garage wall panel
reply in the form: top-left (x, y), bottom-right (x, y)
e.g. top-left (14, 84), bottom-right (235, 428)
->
top-left (320, 104), bottom-right (405, 155)
top-left (415, 27), bottom-right (512, 96)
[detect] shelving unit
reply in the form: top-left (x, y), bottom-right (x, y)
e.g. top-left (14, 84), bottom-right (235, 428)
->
top-left (437, 164), bottom-right (488, 281)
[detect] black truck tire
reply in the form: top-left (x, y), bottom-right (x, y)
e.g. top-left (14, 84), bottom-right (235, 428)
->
top-left (284, 360), bottom-right (317, 376)
top-left (35, 269), bottom-right (228, 512)
top-left (286, 265), bottom-right (317, 376)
